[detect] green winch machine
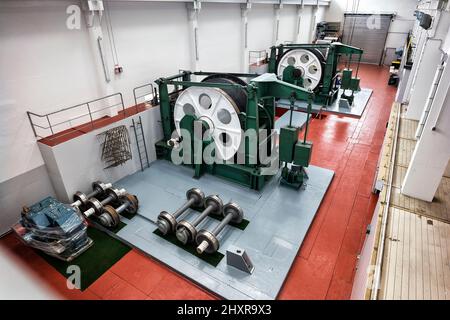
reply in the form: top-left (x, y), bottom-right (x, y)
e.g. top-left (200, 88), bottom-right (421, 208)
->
top-left (155, 71), bottom-right (314, 190)
top-left (268, 42), bottom-right (364, 106)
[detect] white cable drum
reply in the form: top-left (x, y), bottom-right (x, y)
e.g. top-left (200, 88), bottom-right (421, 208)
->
top-left (174, 87), bottom-right (242, 161)
top-left (277, 49), bottom-right (323, 90)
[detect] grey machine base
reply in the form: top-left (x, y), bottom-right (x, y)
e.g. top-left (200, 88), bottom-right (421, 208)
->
top-left (114, 160), bottom-right (334, 300)
top-left (274, 110), bottom-right (308, 132)
top-left (277, 88), bottom-right (373, 118)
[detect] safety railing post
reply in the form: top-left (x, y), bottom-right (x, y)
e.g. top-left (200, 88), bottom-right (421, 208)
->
top-left (27, 111), bottom-right (38, 138)
top-left (119, 93), bottom-right (126, 118)
top-left (46, 115), bottom-right (54, 135)
top-left (86, 103), bottom-right (94, 129)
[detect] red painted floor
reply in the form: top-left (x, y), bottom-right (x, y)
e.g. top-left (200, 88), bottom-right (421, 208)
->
top-left (0, 64), bottom-right (396, 300)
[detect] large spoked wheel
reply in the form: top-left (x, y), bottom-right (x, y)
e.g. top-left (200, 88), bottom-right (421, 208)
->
top-left (174, 87), bottom-right (243, 161)
top-left (277, 48), bottom-right (325, 90)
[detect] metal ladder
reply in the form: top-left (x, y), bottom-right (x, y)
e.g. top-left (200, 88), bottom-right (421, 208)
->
top-left (131, 116), bottom-right (150, 171)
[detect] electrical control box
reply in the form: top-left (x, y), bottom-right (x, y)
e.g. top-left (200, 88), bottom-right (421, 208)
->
top-left (341, 69), bottom-right (353, 88)
top-left (415, 11), bottom-right (432, 30)
top-left (294, 141), bottom-right (313, 167)
top-left (279, 126), bottom-right (300, 163)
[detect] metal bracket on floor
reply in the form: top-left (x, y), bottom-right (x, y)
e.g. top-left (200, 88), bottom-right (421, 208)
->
top-left (226, 245), bottom-right (254, 274)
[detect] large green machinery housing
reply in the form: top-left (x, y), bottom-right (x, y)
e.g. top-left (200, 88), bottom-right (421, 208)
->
top-left (155, 71), bottom-right (314, 191)
top-left (268, 42), bottom-right (364, 106)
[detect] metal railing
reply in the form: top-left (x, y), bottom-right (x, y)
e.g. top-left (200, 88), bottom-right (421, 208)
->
top-left (133, 83), bottom-right (158, 107)
top-left (248, 50), bottom-right (268, 67)
top-left (27, 93), bottom-right (125, 140)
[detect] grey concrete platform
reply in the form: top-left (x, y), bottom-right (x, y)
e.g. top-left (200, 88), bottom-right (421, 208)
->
top-left (114, 160), bottom-right (334, 300)
top-left (274, 110), bottom-right (308, 133)
top-left (277, 88), bottom-right (373, 118)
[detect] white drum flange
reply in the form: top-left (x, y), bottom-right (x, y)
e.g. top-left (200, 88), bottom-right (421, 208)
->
top-left (174, 87), bottom-right (242, 161)
top-left (277, 48), bottom-right (323, 90)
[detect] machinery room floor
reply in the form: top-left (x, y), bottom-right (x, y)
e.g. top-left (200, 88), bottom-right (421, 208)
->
top-left (0, 64), bottom-right (396, 300)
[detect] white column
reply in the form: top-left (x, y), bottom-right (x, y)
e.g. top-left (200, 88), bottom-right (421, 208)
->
top-left (309, 4), bottom-right (318, 43)
top-left (401, 54), bottom-right (450, 202)
top-left (406, 11), bottom-right (450, 120)
top-left (403, 1), bottom-right (434, 104)
top-left (294, 3), bottom-right (304, 43)
top-left (273, 4), bottom-right (282, 45)
top-left (402, 26), bottom-right (426, 104)
top-left (187, 1), bottom-right (201, 72)
top-left (241, 3), bottom-right (251, 73)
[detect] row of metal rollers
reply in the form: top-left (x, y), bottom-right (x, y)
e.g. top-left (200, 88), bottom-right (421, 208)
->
top-left (71, 181), bottom-right (139, 228)
top-left (156, 188), bottom-right (244, 255)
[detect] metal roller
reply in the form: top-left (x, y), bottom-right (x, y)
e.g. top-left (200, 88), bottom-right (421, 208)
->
top-left (196, 202), bottom-right (244, 255)
top-left (100, 194), bottom-right (139, 228)
top-left (157, 188), bottom-right (205, 235)
top-left (175, 195), bottom-right (223, 245)
top-left (82, 188), bottom-right (126, 218)
top-left (71, 181), bottom-right (112, 207)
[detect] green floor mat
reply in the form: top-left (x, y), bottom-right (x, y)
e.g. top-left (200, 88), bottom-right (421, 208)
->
top-left (38, 224), bottom-right (131, 291)
top-left (153, 229), bottom-right (224, 267)
top-left (118, 211), bottom-right (137, 220)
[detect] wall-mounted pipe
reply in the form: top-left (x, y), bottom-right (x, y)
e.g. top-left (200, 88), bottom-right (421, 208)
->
top-left (241, 2), bottom-right (251, 72)
top-left (416, 58), bottom-right (445, 138)
top-left (97, 36), bottom-right (111, 82)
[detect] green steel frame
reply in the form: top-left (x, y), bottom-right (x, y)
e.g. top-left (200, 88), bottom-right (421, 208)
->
top-left (268, 43), bottom-right (363, 106)
top-left (155, 71), bottom-right (313, 190)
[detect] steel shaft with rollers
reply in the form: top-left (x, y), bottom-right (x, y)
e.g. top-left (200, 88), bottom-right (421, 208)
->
top-left (101, 194), bottom-right (139, 228)
top-left (175, 195), bottom-right (223, 244)
top-left (196, 202), bottom-right (244, 255)
top-left (83, 188), bottom-right (126, 218)
top-left (157, 188), bottom-right (205, 235)
top-left (71, 181), bottom-right (112, 207)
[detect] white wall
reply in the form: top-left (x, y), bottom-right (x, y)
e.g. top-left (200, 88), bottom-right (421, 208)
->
top-left (326, 0), bottom-right (418, 49)
top-left (103, 1), bottom-right (191, 106)
top-left (247, 4), bottom-right (275, 51)
top-left (197, 3), bottom-right (242, 72)
top-left (0, 0), bottom-right (101, 183)
top-left (278, 5), bottom-right (297, 44)
top-left (298, 6), bottom-right (314, 43)
top-left (0, 0), bottom-right (324, 233)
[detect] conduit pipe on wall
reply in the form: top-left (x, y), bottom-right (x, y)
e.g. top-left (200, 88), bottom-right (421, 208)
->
top-left (82, 0), bottom-right (117, 116)
top-left (187, 1), bottom-right (201, 71)
top-left (416, 56), bottom-right (446, 139)
top-left (241, 1), bottom-right (251, 72)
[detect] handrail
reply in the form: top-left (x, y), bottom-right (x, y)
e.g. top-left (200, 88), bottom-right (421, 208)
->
top-left (27, 92), bottom-right (125, 140)
top-left (29, 93), bottom-right (124, 117)
top-left (133, 83), bottom-right (157, 108)
top-left (370, 103), bottom-right (401, 300)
